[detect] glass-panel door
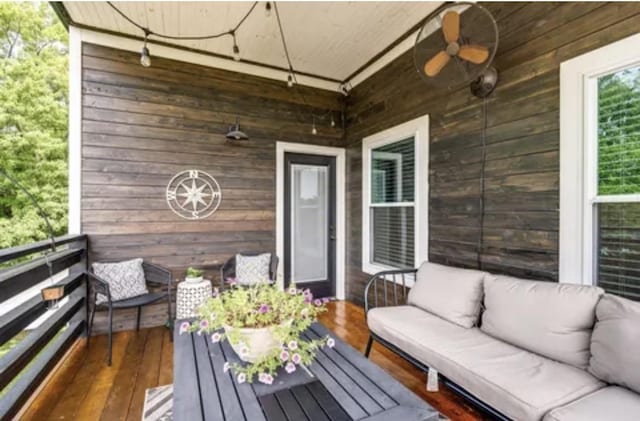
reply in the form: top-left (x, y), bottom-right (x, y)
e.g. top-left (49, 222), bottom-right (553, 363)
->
top-left (284, 153), bottom-right (336, 298)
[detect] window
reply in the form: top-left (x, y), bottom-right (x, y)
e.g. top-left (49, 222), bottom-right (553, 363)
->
top-left (560, 33), bottom-right (640, 300)
top-left (362, 116), bottom-right (429, 276)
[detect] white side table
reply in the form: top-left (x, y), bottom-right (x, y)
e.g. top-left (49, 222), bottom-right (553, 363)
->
top-left (176, 279), bottom-right (212, 319)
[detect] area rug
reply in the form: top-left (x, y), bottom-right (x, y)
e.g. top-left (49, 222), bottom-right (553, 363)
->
top-left (142, 384), bottom-right (173, 421)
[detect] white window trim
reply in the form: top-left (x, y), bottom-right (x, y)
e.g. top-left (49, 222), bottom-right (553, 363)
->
top-left (559, 33), bottom-right (640, 285)
top-left (361, 115), bottom-right (429, 279)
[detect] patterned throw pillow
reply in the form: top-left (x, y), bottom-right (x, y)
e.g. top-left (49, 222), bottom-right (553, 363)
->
top-left (93, 258), bottom-right (149, 304)
top-left (236, 253), bottom-right (271, 285)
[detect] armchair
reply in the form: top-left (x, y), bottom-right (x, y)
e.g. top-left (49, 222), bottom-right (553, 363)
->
top-left (87, 261), bottom-right (173, 366)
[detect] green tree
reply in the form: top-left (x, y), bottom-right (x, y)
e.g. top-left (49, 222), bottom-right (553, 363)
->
top-left (0, 3), bottom-right (68, 248)
top-left (598, 66), bottom-right (640, 195)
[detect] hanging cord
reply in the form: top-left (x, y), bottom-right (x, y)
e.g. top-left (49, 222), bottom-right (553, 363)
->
top-left (477, 97), bottom-right (488, 270)
top-left (0, 168), bottom-right (57, 253)
top-left (106, 1), bottom-right (258, 41)
top-left (273, 1), bottom-right (335, 126)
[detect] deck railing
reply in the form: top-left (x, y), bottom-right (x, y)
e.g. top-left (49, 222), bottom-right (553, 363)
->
top-left (0, 234), bottom-right (88, 419)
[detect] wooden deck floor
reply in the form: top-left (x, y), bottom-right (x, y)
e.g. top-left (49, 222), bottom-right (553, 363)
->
top-left (20, 301), bottom-right (486, 421)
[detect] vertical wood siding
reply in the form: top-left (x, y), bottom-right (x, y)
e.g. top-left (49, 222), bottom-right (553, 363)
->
top-left (344, 2), bottom-right (640, 303)
top-left (81, 43), bottom-right (343, 332)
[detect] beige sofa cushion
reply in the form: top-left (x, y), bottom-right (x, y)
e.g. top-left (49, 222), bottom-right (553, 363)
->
top-left (589, 294), bottom-right (640, 393)
top-left (368, 306), bottom-right (603, 421)
top-left (407, 262), bottom-right (485, 328)
top-left (481, 276), bottom-right (603, 369)
top-left (543, 386), bottom-right (640, 421)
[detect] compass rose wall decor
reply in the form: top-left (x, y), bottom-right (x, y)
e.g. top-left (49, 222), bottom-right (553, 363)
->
top-left (166, 170), bottom-right (222, 220)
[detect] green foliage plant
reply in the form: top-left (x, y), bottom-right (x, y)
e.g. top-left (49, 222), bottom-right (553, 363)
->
top-left (180, 283), bottom-right (334, 384)
top-left (185, 267), bottom-right (204, 278)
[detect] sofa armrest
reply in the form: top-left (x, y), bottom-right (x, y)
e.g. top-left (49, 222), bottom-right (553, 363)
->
top-left (364, 268), bottom-right (417, 318)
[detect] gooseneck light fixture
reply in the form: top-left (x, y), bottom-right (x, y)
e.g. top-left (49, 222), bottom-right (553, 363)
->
top-left (226, 117), bottom-right (250, 141)
top-left (265, 2), bottom-right (272, 17)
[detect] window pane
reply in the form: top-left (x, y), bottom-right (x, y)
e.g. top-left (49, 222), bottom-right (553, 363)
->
top-left (597, 202), bottom-right (640, 301)
top-left (371, 206), bottom-right (414, 268)
top-left (371, 137), bottom-right (415, 203)
top-left (598, 65), bottom-right (640, 195)
top-left (291, 164), bottom-right (328, 283)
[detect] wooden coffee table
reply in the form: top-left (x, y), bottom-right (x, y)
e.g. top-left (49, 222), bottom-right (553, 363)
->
top-left (173, 322), bottom-right (439, 421)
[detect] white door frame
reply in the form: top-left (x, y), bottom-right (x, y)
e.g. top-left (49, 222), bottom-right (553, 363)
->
top-left (276, 142), bottom-right (346, 300)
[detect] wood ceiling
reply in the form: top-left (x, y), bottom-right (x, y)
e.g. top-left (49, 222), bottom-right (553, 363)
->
top-left (60, 1), bottom-right (442, 88)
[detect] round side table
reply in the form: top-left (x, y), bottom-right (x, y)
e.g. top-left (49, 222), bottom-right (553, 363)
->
top-left (176, 279), bottom-right (212, 319)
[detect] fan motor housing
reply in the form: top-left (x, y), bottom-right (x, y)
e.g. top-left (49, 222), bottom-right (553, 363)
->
top-left (470, 67), bottom-right (498, 98)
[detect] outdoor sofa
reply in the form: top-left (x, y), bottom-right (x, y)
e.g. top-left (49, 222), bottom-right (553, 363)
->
top-left (364, 262), bottom-right (640, 421)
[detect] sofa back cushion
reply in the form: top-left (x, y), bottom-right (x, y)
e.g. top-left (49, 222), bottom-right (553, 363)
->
top-left (589, 294), bottom-right (640, 393)
top-left (481, 276), bottom-right (603, 369)
top-left (407, 262), bottom-right (485, 328)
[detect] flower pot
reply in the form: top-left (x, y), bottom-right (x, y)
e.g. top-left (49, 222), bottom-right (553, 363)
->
top-left (185, 276), bottom-right (203, 284)
top-left (224, 323), bottom-right (285, 363)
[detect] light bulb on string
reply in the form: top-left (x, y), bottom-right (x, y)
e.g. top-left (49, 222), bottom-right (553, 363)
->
top-left (287, 72), bottom-right (294, 88)
top-left (330, 115), bottom-right (336, 127)
top-left (140, 31), bottom-right (151, 67)
top-left (232, 33), bottom-right (241, 61)
top-left (311, 117), bottom-right (317, 135)
top-left (265, 2), bottom-right (272, 17)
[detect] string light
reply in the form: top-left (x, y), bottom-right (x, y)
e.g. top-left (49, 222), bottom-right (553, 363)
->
top-left (140, 31), bottom-right (151, 67)
top-left (330, 115), bottom-right (336, 127)
top-left (265, 2), bottom-right (272, 17)
top-left (311, 116), bottom-right (317, 135)
top-left (287, 70), bottom-right (294, 88)
top-left (232, 32), bottom-right (241, 61)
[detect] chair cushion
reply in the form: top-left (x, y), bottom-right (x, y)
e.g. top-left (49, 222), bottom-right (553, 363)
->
top-left (110, 292), bottom-right (167, 308)
top-left (236, 253), bottom-right (271, 285)
top-left (589, 294), bottom-right (640, 393)
top-left (543, 386), bottom-right (640, 421)
top-left (407, 262), bottom-right (486, 328)
top-left (481, 276), bottom-right (603, 369)
top-left (92, 258), bottom-right (149, 304)
top-left (368, 306), bottom-right (603, 421)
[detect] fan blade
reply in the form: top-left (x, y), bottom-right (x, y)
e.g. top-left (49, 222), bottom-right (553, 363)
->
top-left (424, 50), bottom-right (450, 77)
top-left (442, 11), bottom-right (460, 43)
top-left (458, 45), bottom-right (490, 64)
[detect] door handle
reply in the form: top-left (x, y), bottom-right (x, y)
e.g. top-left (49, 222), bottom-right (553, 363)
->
top-left (329, 225), bottom-right (336, 241)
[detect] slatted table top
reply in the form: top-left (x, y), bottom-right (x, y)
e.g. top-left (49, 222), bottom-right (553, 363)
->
top-left (173, 322), bottom-right (439, 421)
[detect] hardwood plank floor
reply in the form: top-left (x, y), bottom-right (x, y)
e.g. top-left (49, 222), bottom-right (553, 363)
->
top-left (21, 301), bottom-right (486, 420)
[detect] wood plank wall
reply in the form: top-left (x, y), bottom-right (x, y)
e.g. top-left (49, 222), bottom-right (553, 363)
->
top-left (344, 2), bottom-right (640, 303)
top-left (81, 43), bottom-right (343, 333)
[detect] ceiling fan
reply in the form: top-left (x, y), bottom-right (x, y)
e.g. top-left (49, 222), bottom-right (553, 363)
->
top-left (414, 2), bottom-right (499, 98)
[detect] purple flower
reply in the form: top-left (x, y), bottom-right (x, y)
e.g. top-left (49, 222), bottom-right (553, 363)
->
top-left (199, 319), bottom-right (209, 330)
top-left (259, 373), bottom-right (274, 385)
top-left (212, 287), bottom-right (219, 297)
top-left (211, 332), bottom-right (221, 343)
top-left (223, 362), bottom-right (230, 373)
top-left (288, 340), bottom-right (298, 350)
top-left (285, 362), bottom-right (296, 374)
top-left (322, 297), bottom-right (330, 304)
top-left (237, 373), bottom-right (246, 384)
top-left (179, 321), bottom-right (190, 334)
top-left (327, 337), bottom-right (335, 348)
top-left (304, 296), bottom-right (312, 304)
top-left (292, 353), bottom-right (301, 364)
top-left (280, 350), bottom-right (290, 362)
top-left (303, 289), bottom-right (313, 299)
top-left (258, 303), bottom-right (270, 314)
top-left (226, 277), bottom-right (238, 287)
top-left (314, 299), bottom-right (322, 306)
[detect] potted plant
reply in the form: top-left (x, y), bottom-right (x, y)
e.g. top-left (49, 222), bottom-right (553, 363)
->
top-left (180, 283), bottom-right (334, 384)
top-left (185, 267), bottom-right (205, 283)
